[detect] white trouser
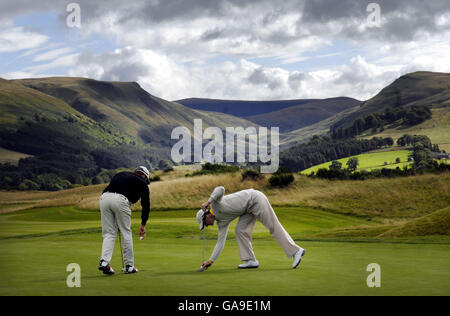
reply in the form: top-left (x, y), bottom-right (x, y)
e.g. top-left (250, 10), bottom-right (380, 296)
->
top-left (236, 190), bottom-right (301, 261)
top-left (100, 192), bottom-right (134, 267)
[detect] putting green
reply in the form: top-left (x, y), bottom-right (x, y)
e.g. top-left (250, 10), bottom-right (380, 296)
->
top-left (0, 207), bottom-right (449, 296)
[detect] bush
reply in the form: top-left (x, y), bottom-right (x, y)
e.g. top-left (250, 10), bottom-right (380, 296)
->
top-left (269, 173), bottom-right (294, 187)
top-left (189, 163), bottom-right (240, 176)
top-left (158, 159), bottom-right (173, 170)
top-left (18, 179), bottom-right (40, 190)
top-left (241, 169), bottom-right (262, 181)
top-left (329, 160), bottom-right (342, 171)
top-left (150, 175), bottom-right (161, 182)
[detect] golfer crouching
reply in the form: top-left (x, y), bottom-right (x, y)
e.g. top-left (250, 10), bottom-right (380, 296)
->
top-left (98, 166), bottom-right (150, 275)
top-left (196, 186), bottom-right (306, 270)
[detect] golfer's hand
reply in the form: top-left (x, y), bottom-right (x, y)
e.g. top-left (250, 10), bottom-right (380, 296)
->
top-left (139, 225), bottom-right (146, 239)
top-left (201, 201), bottom-right (210, 212)
top-left (202, 260), bottom-right (213, 268)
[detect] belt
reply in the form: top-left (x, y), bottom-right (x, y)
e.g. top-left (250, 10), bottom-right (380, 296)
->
top-left (104, 192), bottom-right (131, 203)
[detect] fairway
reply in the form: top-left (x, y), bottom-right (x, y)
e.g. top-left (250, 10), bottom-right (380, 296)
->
top-left (0, 206), bottom-right (449, 296)
top-left (301, 149), bottom-right (412, 175)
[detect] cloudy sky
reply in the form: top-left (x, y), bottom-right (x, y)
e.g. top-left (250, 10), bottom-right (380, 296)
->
top-left (0, 0), bottom-right (449, 101)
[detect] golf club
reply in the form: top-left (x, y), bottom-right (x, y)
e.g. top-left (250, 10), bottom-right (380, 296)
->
top-left (196, 225), bottom-right (207, 272)
top-left (117, 224), bottom-right (125, 271)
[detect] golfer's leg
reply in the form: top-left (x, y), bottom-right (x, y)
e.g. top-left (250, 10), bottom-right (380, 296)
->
top-left (100, 195), bottom-right (117, 264)
top-left (115, 199), bottom-right (134, 267)
top-left (235, 213), bottom-right (257, 261)
top-left (255, 193), bottom-right (300, 257)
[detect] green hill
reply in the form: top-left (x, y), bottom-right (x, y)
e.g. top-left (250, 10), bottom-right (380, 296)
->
top-left (300, 148), bottom-right (412, 175)
top-left (280, 71), bottom-right (449, 148)
top-left (175, 97), bottom-right (318, 117)
top-left (279, 106), bottom-right (360, 148)
top-left (363, 106), bottom-right (450, 152)
top-left (246, 97), bottom-right (361, 133)
top-left (332, 71), bottom-right (450, 131)
top-left (0, 77), bottom-right (258, 190)
top-left (15, 77), bottom-right (257, 142)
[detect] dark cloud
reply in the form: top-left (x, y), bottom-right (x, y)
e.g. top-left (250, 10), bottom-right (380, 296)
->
top-left (248, 66), bottom-right (282, 90)
top-left (200, 28), bottom-right (225, 42)
top-left (2, 0), bottom-right (448, 46)
top-left (288, 72), bottom-right (305, 90)
top-left (301, 0), bottom-right (450, 42)
top-left (77, 48), bottom-right (150, 82)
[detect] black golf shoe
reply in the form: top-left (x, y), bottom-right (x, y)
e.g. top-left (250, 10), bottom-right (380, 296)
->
top-left (99, 259), bottom-right (115, 275)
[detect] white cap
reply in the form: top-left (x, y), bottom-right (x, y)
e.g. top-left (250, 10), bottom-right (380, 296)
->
top-left (135, 166), bottom-right (150, 180)
top-left (196, 209), bottom-right (205, 230)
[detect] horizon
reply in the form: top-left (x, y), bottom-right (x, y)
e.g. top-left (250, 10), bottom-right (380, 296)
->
top-left (4, 70), bottom-right (446, 103)
top-left (1, 1), bottom-right (449, 101)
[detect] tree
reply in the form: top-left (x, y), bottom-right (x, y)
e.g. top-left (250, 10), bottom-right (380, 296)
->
top-left (385, 137), bottom-right (394, 146)
top-left (346, 157), bottom-right (359, 172)
top-left (329, 160), bottom-right (342, 171)
top-left (269, 173), bottom-right (294, 187)
top-left (353, 118), bottom-right (366, 135)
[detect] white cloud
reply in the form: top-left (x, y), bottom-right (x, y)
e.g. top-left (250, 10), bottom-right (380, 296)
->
top-left (33, 47), bottom-right (74, 62)
top-left (2, 0), bottom-right (449, 103)
top-left (0, 70), bottom-right (34, 79)
top-left (0, 26), bottom-right (48, 53)
top-left (24, 53), bottom-right (80, 74)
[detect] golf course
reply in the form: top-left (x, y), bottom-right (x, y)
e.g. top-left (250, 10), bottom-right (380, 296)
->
top-left (0, 170), bottom-right (449, 296)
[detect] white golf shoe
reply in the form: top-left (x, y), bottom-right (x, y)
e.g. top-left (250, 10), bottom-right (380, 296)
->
top-left (124, 265), bottom-right (138, 274)
top-left (238, 259), bottom-right (259, 269)
top-left (292, 248), bottom-right (306, 269)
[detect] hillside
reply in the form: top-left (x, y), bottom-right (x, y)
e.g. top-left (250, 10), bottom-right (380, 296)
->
top-left (175, 97), bottom-right (319, 117)
top-left (362, 106), bottom-right (450, 152)
top-left (279, 71), bottom-right (449, 148)
top-left (15, 78), bottom-right (258, 142)
top-left (247, 97), bottom-right (361, 133)
top-left (279, 106), bottom-right (360, 148)
top-left (1, 77), bottom-right (258, 157)
top-left (332, 71), bottom-right (450, 131)
top-left (0, 77), bottom-right (259, 190)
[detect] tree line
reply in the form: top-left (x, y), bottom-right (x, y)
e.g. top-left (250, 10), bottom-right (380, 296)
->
top-left (332, 105), bottom-right (431, 139)
top-left (279, 136), bottom-right (394, 172)
top-left (310, 135), bottom-right (449, 180)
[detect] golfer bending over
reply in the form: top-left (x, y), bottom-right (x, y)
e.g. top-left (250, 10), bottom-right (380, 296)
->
top-left (98, 166), bottom-right (150, 275)
top-left (196, 186), bottom-right (306, 270)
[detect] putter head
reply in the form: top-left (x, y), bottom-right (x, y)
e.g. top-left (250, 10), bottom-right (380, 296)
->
top-left (196, 266), bottom-right (207, 272)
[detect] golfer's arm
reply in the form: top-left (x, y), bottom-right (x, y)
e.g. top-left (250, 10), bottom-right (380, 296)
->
top-left (209, 223), bottom-right (229, 262)
top-left (208, 186), bottom-right (225, 203)
top-left (140, 185), bottom-right (150, 226)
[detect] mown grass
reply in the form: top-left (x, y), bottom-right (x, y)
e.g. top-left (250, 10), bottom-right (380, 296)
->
top-left (0, 206), bottom-right (449, 296)
top-left (0, 168), bottom-right (448, 296)
top-left (301, 149), bottom-right (412, 175)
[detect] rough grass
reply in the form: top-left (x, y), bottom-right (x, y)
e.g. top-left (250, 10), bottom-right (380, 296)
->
top-left (0, 147), bottom-right (33, 165)
top-left (1, 169), bottom-right (449, 220)
top-left (380, 207), bottom-right (450, 238)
